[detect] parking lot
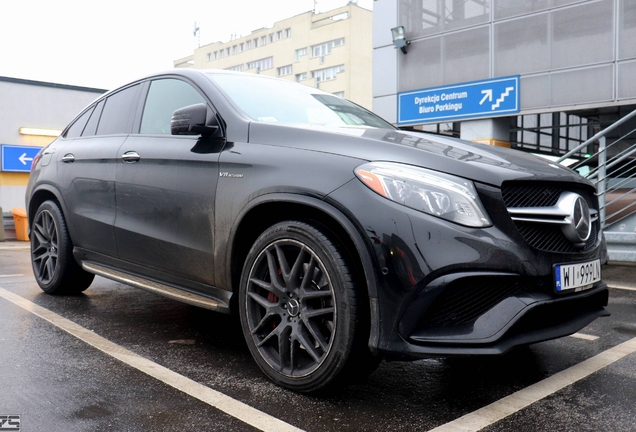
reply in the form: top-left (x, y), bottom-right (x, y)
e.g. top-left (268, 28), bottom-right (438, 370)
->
top-left (1, 241), bottom-right (635, 431)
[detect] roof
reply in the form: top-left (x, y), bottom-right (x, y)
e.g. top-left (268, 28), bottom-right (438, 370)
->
top-left (0, 76), bottom-right (107, 94)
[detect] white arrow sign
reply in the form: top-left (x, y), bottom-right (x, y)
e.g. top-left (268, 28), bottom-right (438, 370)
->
top-left (18, 153), bottom-right (33, 166)
top-left (479, 89), bottom-right (492, 105)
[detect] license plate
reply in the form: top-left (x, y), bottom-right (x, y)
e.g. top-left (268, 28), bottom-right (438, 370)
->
top-left (555, 259), bottom-right (601, 292)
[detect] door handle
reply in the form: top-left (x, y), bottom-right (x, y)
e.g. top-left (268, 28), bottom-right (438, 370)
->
top-left (62, 154), bottom-right (75, 163)
top-left (121, 151), bottom-right (140, 163)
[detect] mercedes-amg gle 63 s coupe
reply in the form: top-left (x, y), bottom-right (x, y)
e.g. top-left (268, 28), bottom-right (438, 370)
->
top-left (27, 70), bottom-right (609, 392)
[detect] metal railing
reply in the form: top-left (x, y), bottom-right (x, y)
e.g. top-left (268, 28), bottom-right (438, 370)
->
top-left (556, 109), bottom-right (636, 229)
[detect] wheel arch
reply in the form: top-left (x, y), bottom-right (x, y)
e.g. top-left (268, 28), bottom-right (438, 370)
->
top-left (228, 194), bottom-right (379, 307)
top-left (28, 185), bottom-right (67, 228)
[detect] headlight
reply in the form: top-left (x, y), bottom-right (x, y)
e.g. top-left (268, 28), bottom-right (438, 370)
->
top-left (354, 162), bottom-right (492, 228)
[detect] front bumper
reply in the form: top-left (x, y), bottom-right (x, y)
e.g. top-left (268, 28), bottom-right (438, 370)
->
top-left (327, 179), bottom-right (609, 360)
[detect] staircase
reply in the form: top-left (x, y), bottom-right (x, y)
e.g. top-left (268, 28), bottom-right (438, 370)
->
top-left (557, 109), bottom-right (636, 262)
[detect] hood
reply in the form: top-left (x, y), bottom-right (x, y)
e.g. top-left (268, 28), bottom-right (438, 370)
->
top-left (248, 122), bottom-right (590, 188)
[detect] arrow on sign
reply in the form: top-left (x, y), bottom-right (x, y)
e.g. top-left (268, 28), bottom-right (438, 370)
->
top-left (19, 153), bottom-right (33, 166)
top-left (479, 89), bottom-right (492, 105)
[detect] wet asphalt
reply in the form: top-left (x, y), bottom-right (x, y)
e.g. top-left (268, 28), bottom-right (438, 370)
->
top-left (0, 242), bottom-right (635, 431)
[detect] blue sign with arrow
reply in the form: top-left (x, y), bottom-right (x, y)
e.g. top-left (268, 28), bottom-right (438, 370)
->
top-left (1, 145), bottom-right (42, 172)
top-left (397, 76), bottom-right (520, 125)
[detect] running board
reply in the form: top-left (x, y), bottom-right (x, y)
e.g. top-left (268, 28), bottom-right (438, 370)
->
top-left (82, 261), bottom-right (231, 313)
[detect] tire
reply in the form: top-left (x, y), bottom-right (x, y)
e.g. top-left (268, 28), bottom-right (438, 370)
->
top-left (30, 200), bottom-right (94, 294)
top-left (239, 220), bottom-right (370, 393)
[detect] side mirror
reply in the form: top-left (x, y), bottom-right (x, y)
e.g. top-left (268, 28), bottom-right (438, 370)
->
top-left (171, 103), bottom-right (219, 137)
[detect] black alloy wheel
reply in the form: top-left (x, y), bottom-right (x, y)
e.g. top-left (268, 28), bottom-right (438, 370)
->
top-left (31, 200), bottom-right (94, 294)
top-left (239, 221), bottom-right (361, 392)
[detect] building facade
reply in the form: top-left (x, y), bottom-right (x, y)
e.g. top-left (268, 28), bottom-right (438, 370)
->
top-left (0, 77), bottom-right (105, 211)
top-left (174, 4), bottom-right (372, 109)
top-left (373, 0), bottom-right (636, 155)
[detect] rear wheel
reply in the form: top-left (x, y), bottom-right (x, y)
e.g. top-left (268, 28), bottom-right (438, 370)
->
top-left (239, 220), bottom-right (372, 392)
top-left (31, 200), bottom-right (94, 294)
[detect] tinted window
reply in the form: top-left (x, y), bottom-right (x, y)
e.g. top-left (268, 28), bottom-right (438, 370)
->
top-left (96, 84), bottom-right (141, 136)
top-left (64, 108), bottom-right (93, 138)
top-left (82, 100), bottom-right (105, 137)
top-left (140, 79), bottom-right (206, 134)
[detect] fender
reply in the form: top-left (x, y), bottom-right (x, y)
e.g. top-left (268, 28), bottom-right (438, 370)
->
top-left (224, 192), bottom-right (380, 298)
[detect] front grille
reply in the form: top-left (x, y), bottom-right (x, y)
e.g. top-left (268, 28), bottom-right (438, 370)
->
top-left (420, 277), bottom-right (536, 328)
top-left (501, 182), bottom-right (599, 254)
top-left (502, 184), bottom-right (562, 208)
top-left (515, 221), bottom-right (598, 253)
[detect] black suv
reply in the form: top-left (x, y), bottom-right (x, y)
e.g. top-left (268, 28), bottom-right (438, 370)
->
top-left (26, 70), bottom-right (608, 392)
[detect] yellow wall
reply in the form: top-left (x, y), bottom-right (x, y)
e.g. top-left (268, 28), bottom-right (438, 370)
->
top-left (178, 5), bottom-right (372, 109)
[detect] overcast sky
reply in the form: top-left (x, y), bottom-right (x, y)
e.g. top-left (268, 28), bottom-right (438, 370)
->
top-left (0, 0), bottom-right (373, 90)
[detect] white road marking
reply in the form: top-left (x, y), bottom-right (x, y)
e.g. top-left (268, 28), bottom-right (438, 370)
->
top-left (569, 333), bottom-right (599, 341)
top-left (0, 274), bottom-right (25, 278)
top-left (0, 287), bottom-right (303, 432)
top-left (0, 245), bottom-right (30, 250)
top-left (609, 285), bottom-right (636, 292)
top-left (429, 335), bottom-right (636, 432)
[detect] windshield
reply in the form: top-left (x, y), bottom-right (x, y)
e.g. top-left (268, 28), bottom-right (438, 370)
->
top-left (207, 73), bottom-right (395, 129)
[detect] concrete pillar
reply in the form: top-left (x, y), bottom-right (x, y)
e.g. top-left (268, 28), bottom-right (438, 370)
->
top-left (460, 117), bottom-right (511, 148)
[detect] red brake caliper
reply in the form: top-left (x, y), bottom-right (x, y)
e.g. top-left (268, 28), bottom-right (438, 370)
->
top-left (267, 269), bottom-right (282, 329)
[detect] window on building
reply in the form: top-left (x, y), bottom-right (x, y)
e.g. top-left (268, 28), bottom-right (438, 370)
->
top-left (277, 30), bottom-right (283, 40)
top-left (311, 38), bottom-right (345, 57)
top-left (225, 64), bottom-right (245, 72)
top-left (510, 112), bottom-right (593, 156)
top-left (269, 33), bottom-right (274, 43)
top-left (311, 65), bottom-right (345, 82)
top-left (277, 65), bottom-right (292, 76)
top-left (219, 50), bottom-right (225, 58)
top-left (226, 47), bottom-right (231, 56)
top-left (261, 36), bottom-right (267, 46)
top-left (246, 40), bottom-right (251, 50)
top-left (295, 47), bottom-right (307, 62)
top-left (206, 53), bottom-right (212, 62)
top-left (247, 56), bottom-right (274, 71)
top-left (232, 45), bottom-right (237, 54)
top-left (332, 91), bottom-right (345, 98)
top-left (239, 43), bottom-right (244, 52)
top-left (295, 72), bottom-right (307, 82)
top-left (213, 51), bottom-right (218, 60)
top-left (140, 79), bottom-right (205, 135)
top-left (285, 28), bottom-right (291, 38)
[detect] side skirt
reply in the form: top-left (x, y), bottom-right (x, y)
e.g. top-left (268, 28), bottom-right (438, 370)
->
top-left (82, 261), bottom-right (231, 313)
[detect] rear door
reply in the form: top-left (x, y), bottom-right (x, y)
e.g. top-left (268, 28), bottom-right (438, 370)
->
top-left (114, 78), bottom-right (222, 286)
top-left (56, 84), bottom-right (141, 257)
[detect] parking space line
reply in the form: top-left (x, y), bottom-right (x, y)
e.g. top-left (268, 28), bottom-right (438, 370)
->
top-left (570, 333), bottom-right (599, 341)
top-left (609, 285), bottom-right (636, 292)
top-left (0, 274), bottom-right (24, 278)
top-left (429, 335), bottom-right (636, 432)
top-left (0, 245), bottom-right (30, 250)
top-left (0, 287), bottom-right (304, 432)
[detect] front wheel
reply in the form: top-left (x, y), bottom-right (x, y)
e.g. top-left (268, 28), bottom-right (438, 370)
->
top-left (239, 221), bottom-right (365, 392)
top-left (31, 200), bottom-right (94, 294)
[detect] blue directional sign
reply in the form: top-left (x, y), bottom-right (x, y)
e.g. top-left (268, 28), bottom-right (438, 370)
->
top-left (1, 145), bottom-right (42, 173)
top-left (397, 76), bottom-right (520, 125)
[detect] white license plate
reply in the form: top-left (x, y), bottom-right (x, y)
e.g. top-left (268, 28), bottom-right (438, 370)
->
top-left (555, 259), bottom-right (601, 292)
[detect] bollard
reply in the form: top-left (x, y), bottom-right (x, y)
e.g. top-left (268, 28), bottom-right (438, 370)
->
top-left (0, 206), bottom-right (5, 242)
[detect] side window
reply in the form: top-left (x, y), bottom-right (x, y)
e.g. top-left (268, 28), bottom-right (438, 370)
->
top-left (82, 100), bottom-right (105, 137)
top-left (140, 79), bottom-right (206, 135)
top-left (96, 84), bottom-right (141, 136)
top-left (64, 107), bottom-right (94, 138)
